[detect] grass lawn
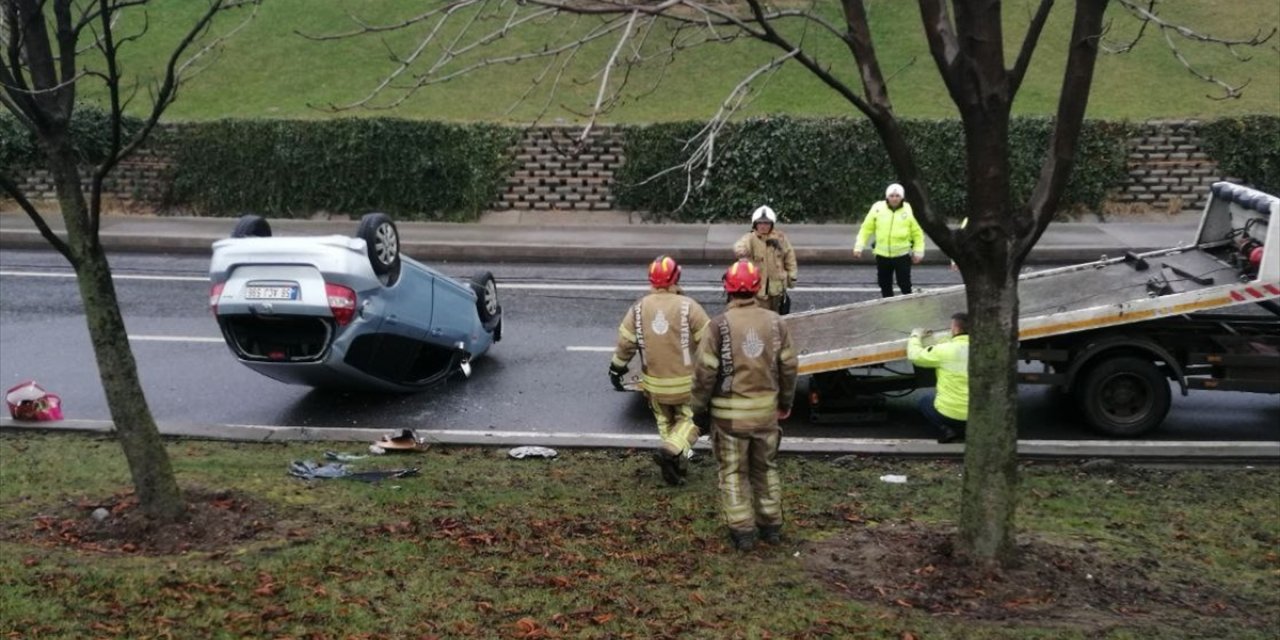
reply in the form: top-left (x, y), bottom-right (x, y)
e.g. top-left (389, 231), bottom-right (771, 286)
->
top-left (1, 432), bottom-right (1277, 639)
top-left (84, 0), bottom-right (1279, 122)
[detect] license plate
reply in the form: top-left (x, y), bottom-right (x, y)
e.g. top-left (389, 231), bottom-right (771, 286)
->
top-left (244, 283), bottom-right (299, 300)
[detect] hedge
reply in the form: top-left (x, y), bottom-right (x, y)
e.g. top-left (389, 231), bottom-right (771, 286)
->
top-left (616, 116), bottom-right (1135, 222)
top-left (1200, 115), bottom-right (1280, 195)
top-left (163, 118), bottom-right (519, 221)
top-left (0, 107), bottom-right (145, 168)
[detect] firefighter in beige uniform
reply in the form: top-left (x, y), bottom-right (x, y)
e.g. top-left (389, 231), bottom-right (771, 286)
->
top-left (733, 205), bottom-right (798, 314)
top-left (610, 256), bottom-right (711, 486)
top-left (692, 259), bottom-right (799, 551)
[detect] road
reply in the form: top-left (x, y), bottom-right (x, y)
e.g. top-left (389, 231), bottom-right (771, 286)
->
top-left (1, 249), bottom-right (1277, 442)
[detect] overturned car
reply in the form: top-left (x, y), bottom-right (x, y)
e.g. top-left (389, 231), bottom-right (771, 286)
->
top-left (209, 213), bottom-right (501, 392)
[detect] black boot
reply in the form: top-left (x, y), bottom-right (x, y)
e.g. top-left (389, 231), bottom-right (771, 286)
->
top-left (651, 451), bottom-right (683, 486)
top-left (758, 524), bottom-right (783, 545)
top-left (937, 427), bottom-right (965, 444)
top-left (729, 529), bottom-right (757, 552)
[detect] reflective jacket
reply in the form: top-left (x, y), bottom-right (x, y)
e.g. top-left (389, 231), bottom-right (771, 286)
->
top-left (733, 230), bottom-right (798, 299)
top-left (908, 333), bottom-right (969, 421)
top-left (854, 201), bottom-right (925, 259)
top-left (612, 288), bottom-right (711, 404)
top-left (691, 298), bottom-right (799, 432)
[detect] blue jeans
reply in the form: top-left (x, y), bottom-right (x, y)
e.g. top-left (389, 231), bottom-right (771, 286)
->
top-left (918, 394), bottom-right (966, 436)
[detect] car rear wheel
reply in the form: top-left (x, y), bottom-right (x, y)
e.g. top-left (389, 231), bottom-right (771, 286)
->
top-left (357, 213), bottom-right (401, 277)
top-left (468, 271), bottom-right (501, 336)
top-left (231, 214), bottom-right (271, 238)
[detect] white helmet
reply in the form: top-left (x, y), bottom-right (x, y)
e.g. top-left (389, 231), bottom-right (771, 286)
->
top-left (885, 183), bottom-right (905, 198)
top-left (750, 205), bottom-right (777, 226)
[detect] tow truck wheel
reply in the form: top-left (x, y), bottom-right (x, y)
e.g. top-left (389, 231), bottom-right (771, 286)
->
top-left (1076, 356), bottom-right (1172, 437)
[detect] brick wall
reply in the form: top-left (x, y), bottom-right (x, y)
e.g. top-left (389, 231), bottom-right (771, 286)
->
top-left (498, 126), bottom-right (623, 211)
top-left (5, 121), bottom-right (1227, 215)
top-left (1112, 119), bottom-right (1220, 211)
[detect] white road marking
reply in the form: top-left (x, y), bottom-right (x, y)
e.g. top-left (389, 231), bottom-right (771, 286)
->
top-left (566, 346), bottom-right (614, 352)
top-left (0, 270), bottom-right (207, 282)
top-left (0, 270), bottom-right (879, 292)
top-left (129, 335), bottom-right (224, 343)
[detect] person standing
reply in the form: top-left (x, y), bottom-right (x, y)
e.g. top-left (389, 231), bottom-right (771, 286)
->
top-left (692, 259), bottom-right (799, 551)
top-left (908, 312), bottom-right (970, 444)
top-left (854, 183), bottom-right (925, 297)
top-left (733, 205), bottom-right (798, 314)
top-left (610, 255), bottom-right (712, 486)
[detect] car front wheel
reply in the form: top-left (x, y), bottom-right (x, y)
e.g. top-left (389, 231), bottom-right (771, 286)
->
top-left (231, 214), bottom-right (271, 238)
top-left (468, 271), bottom-right (501, 336)
top-left (356, 213), bottom-right (401, 279)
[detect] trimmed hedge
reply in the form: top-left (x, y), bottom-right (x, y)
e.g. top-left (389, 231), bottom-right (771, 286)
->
top-left (164, 118), bottom-right (519, 221)
top-left (0, 107), bottom-right (145, 168)
top-left (1200, 115), bottom-right (1280, 195)
top-left (616, 116), bottom-right (1135, 222)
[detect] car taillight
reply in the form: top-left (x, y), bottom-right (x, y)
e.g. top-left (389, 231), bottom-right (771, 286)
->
top-left (209, 282), bottom-right (225, 314)
top-left (325, 283), bottom-right (357, 326)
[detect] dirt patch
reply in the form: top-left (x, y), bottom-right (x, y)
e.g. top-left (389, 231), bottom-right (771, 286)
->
top-left (804, 521), bottom-right (1269, 633)
top-left (1, 487), bottom-right (297, 556)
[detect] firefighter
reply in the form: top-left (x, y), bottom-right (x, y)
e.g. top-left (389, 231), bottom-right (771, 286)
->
top-left (908, 312), bottom-right (970, 443)
top-left (692, 259), bottom-right (799, 551)
top-left (609, 255), bottom-right (712, 486)
top-left (854, 183), bottom-right (925, 297)
top-left (733, 205), bottom-right (798, 314)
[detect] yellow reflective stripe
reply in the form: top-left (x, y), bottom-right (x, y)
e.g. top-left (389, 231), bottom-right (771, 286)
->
top-left (643, 374), bottom-right (693, 391)
top-left (701, 352), bottom-right (720, 367)
top-left (611, 355), bottom-right (629, 368)
top-left (710, 407), bottom-right (776, 421)
top-left (711, 394), bottom-right (776, 411)
top-left (618, 325), bottom-right (636, 341)
top-left (779, 347), bottom-right (795, 360)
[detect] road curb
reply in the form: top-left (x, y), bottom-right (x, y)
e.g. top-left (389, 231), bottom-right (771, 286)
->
top-left (5, 419), bottom-right (1277, 460)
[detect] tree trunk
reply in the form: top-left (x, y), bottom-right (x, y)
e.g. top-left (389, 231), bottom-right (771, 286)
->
top-left (47, 142), bottom-right (185, 522)
top-left (958, 262), bottom-right (1020, 568)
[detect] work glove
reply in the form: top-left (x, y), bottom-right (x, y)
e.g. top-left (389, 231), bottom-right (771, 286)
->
top-left (608, 364), bottom-right (628, 391)
top-left (909, 328), bottom-right (926, 339)
top-left (765, 238), bottom-right (781, 250)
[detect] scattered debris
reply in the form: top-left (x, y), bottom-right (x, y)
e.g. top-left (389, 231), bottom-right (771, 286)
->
top-left (879, 474), bottom-right (908, 484)
top-left (288, 460), bottom-right (419, 483)
top-left (508, 446), bottom-right (558, 459)
top-left (324, 451), bottom-right (368, 462)
top-left (375, 429), bottom-right (428, 452)
top-left (5, 380), bottom-right (63, 421)
top-left (90, 507), bottom-right (110, 522)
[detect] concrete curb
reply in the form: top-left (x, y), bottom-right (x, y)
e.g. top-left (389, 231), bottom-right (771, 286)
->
top-left (5, 419), bottom-right (1277, 460)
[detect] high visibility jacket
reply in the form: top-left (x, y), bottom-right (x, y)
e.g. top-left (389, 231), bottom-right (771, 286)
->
top-left (692, 298), bottom-right (799, 432)
top-left (908, 333), bottom-right (969, 421)
top-left (612, 288), bottom-right (711, 404)
top-left (733, 230), bottom-right (798, 299)
top-left (854, 201), bottom-right (925, 259)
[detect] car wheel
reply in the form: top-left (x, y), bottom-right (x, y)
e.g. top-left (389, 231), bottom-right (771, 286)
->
top-left (1075, 356), bottom-right (1172, 437)
top-left (468, 271), bottom-right (501, 332)
top-left (231, 214), bottom-right (271, 238)
top-left (357, 213), bottom-right (401, 276)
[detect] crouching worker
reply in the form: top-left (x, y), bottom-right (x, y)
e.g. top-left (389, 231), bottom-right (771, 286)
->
top-left (610, 255), bottom-right (711, 486)
top-left (692, 259), bottom-right (799, 551)
top-left (908, 312), bottom-right (970, 443)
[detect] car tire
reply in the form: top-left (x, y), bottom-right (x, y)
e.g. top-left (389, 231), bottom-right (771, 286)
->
top-left (1075, 356), bottom-right (1171, 437)
top-left (231, 214), bottom-right (271, 238)
top-left (468, 271), bottom-right (501, 334)
top-left (357, 213), bottom-right (401, 277)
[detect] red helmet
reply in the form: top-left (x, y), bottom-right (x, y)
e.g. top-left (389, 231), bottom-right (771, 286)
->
top-left (649, 255), bottom-right (681, 288)
top-left (723, 259), bottom-right (761, 294)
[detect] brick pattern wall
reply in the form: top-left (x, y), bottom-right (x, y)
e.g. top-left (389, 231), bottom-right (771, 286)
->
top-left (497, 126), bottom-right (623, 211)
top-left (6, 121), bottom-right (1228, 215)
top-left (1113, 119), bottom-right (1220, 211)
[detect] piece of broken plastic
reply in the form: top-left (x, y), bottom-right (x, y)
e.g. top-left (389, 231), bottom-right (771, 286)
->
top-left (324, 451), bottom-right (367, 462)
top-left (376, 429), bottom-right (426, 451)
top-left (290, 460), bottom-right (350, 479)
top-left (508, 446), bottom-right (558, 459)
top-left (879, 474), bottom-right (908, 484)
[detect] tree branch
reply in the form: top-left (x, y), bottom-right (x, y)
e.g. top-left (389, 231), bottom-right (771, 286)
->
top-left (0, 170), bottom-right (74, 262)
top-left (1009, 0), bottom-right (1054, 96)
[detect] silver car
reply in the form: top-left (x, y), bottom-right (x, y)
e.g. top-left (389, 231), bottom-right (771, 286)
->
top-left (209, 213), bottom-right (501, 392)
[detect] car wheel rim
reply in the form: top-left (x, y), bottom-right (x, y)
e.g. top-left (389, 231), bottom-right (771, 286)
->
top-left (484, 280), bottom-right (498, 316)
top-left (374, 223), bottom-right (398, 266)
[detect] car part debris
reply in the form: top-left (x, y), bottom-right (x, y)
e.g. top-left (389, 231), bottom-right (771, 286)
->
top-left (5, 380), bottom-right (63, 422)
top-left (376, 429), bottom-right (427, 452)
top-left (508, 446), bottom-right (558, 459)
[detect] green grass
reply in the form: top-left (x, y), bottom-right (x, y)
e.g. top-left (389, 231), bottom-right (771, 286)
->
top-left (83, 0), bottom-right (1279, 123)
top-left (1, 433), bottom-right (1278, 639)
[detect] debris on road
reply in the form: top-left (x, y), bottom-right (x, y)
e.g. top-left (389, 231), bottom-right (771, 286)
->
top-left (509, 446), bottom-right (558, 459)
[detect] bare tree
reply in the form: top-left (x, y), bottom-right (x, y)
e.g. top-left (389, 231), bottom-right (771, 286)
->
top-left (1, 0), bottom-right (258, 521)
top-left (321, 0), bottom-right (1271, 568)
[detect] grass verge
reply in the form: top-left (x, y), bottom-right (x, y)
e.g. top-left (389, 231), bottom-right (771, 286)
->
top-left (1, 432), bottom-right (1277, 639)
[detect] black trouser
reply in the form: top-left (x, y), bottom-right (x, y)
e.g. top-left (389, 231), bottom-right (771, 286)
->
top-left (875, 254), bottom-right (913, 298)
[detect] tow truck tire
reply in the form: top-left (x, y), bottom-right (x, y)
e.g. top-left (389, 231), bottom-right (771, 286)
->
top-left (1076, 356), bottom-right (1171, 437)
